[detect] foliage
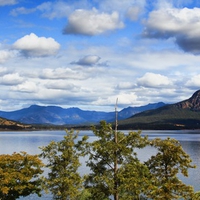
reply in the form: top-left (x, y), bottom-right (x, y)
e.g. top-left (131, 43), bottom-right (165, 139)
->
top-left (40, 129), bottom-right (82, 200)
top-left (77, 120), bottom-right (150, 200)
top-left (193, 191), bottom-right (200, 200)
top-left (0, 151), bottom-right (44, 200)
top-left (145, 137), bottom-right (195, 200)
top-left (39, 121), bottom-right (196, 200)
top-left (118, 105), bottom-right (200, 130)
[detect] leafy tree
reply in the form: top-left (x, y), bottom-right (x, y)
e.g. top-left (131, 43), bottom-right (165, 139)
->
top-left (78, 121), bottom-right (150, 200)
top-left (193, 191), bottom-right (200, 200)
top-left (39, 121), bottom-right (196, 200)
top-left (40, 129), bottom-right (82, 200)
top-left (145, 137), bottom-right (195, 200)
top-left (0, 151), bottom-right (44, 200)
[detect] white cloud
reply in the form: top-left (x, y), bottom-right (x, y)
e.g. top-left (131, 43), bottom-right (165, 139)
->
top-left (117, 82), bottom-right (136, 89)
top-left (0, 0), bottom-right (17, 6)
top-left (0, 73), bottom-right (24, 85)
top-left (143, 6), bottom-right (200, 54)
top-left (0, 50), bottom-right (12, 63)
top-left (96, 92), bottom-right (138, 107)
top-left (63, 8), bottom-right (124, 36)
top-left (71, 55), bottom-right (101, 66)
top-left (11, 80), bottom-right (38, 93)
top-left (40, 67), bottom-right (88, 80)
top-left (0, 67), bottom-right (8, 75)
top-left (37, 1), bottom-right (72, 19)
top-left (185, 74), bottom-right (200, 89)
top-left (98, 0), bottom-right (146, 14)
top-left (13, 33), bottom-right (60, 57)
top-left (137, 73), bottom-right (172, 88)
top-left (126, 6), bottom-right (142, 21)
top-left (10, 7), bottom-right (36, 16)
top-left (45, 81), bottom-right (79, 91)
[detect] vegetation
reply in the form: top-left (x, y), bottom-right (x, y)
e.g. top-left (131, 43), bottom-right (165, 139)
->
top-left (39, 129), bottom-right (83, 200)
top-left (0, 121), bottom-right (197, 199)
top-left (0, 151), bottom-right (44, 200)
top-left (78, 121), bottom-right (150, 200)
top-left (118, 105), bottom-right (200, 130)
top-left (145, 138), bottom-right (195, 199)
top-left (38, 121), bottom-right (196, 199)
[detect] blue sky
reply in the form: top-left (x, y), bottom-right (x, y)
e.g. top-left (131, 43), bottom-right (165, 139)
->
top-left (1, 0), bottom-right (200, 111)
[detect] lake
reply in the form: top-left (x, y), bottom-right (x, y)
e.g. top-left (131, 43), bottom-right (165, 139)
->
top-left (0, 129), bottom-right (200, 199)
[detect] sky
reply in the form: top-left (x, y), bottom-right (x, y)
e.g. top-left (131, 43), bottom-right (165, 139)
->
top-left (1, 0), bottom-right (200, 112)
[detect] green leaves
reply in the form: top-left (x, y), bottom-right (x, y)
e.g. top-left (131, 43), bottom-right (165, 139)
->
top-left (81, 121), bottom-right (150, 200)
top-left (145, 137), bottom-right (195, 199)
top-left (1, 121), bottom-right (195, 199)
top-left (39, 129), bottom-right (83, 200)
top-left (80, 122), bottom-right (196, 200)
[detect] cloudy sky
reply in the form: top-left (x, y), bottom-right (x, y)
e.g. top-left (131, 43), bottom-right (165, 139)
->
top-left (1, 0), bottom-right (200, 111)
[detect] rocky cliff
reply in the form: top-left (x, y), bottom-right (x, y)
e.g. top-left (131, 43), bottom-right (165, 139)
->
top-left (175, 90), bottom-right (200, 110)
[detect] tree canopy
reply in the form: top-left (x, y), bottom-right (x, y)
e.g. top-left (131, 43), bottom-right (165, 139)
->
top-left (39, 129), bottom-right (83, 200)
top-left (1, 121), bottom-right (196, 199)
top-left (77, 121), bottom-right (152, 199)
top-left (145, 137), bottom-right (195, 199)
top-left (0, 151), bottom-right (44, 200)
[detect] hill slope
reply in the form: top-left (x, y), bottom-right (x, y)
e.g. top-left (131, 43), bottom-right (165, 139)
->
top-left (0, 117), bottom-right (32, 130)
top-left (118, 90), bottom-right (200, 130)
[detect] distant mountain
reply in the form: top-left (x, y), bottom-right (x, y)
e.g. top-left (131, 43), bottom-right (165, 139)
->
top-left (0, 102), bottom-right (165, 125)
top-left (118, 102), bottom-right (166, 119)
top-left (118, 90), bottom-right (200, 130)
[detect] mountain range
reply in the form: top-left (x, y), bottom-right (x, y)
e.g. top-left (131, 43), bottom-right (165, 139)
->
top-left (118, 90), bottom-right (200, 130)
top-left (0, 102), bottom-right (165, 125)
top-left (1, 90), bottom-right (200, 130)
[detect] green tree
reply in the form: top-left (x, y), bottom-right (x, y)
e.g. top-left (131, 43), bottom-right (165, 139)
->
top-left (0, 151), bottom-right (44, 200)
top-left (145, 137), bottom-right (195, 199)
top-left (78, 121), bottom-right (150, 200)
top-left (40, 129), bottom-right (82, 200)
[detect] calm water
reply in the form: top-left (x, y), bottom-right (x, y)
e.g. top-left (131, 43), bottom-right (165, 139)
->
top-left (0, 130), bottom-right (200, 199)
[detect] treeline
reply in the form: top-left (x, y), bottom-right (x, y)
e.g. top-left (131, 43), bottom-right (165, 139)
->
top-left (0, 121), bottom-right (200, 200)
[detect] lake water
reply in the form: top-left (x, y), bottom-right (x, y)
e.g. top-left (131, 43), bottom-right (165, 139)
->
top-left (0, 129), bottom-right (200, 199)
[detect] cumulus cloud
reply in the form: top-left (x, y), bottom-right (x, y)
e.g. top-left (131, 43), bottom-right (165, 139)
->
top-left (0, 50), bottom-right (12, 63)
top-left (13, 33), bottom-right (60, 57)
top-left (185, 74), bottom-right (200, 89)
top-left (143, 6), bottom-right (200, 54)
top-left (0, 73), bottom-right (24, 86)
top-left (63, 8), bottom-right (124, 36)
top-left (11, 81), bottom-right (38, 93)
top-left (0, 0), bottom-right (17, 6)
top-left (137, 72), bottom-right (172, 88)
top-left (71, 55), bottom-right (101, 66)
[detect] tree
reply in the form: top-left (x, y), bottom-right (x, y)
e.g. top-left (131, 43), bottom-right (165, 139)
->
top-left (0, 151), bottom-right (44, 200)
top-left (193, 191), bottom-right (200, 200)
top-left (40, 129), bottom-right (82, 200)
top-left (78, 121), bottom-right (150, 200)
top-left (145, 137), bottom-right (195, 199)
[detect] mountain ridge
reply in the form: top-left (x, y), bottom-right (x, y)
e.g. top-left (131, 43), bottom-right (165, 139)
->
top-left (118, 90), bottom-right (200, 130)
top-left (0, 102), bottom-right (166, 125)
